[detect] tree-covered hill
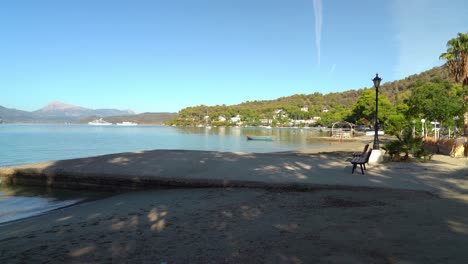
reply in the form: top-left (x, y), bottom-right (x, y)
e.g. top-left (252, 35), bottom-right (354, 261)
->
top-left (380, 66), bottom-right (450, 103)
top-left (167, 66), bottom-right (451, 127)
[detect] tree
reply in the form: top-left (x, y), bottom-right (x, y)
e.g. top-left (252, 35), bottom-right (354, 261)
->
top-left (440, 32), bottom-right (468, 86)
top-left (384, 113), bottom-right (407, 136)
top-left (440, 32), bottom-right (468, 134)
top-left (405, 81), bottom-right (464, 133)
top-left (350, 90), bottom-right (395, 126)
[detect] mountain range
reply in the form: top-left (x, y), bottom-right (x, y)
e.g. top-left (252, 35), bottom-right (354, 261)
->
top-left (0, 66), bottom-right (452, 124)
top-left (0, 101), bottom-right (136, 123)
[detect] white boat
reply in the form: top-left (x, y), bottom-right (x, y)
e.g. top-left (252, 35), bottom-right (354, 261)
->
top-left (365, 131), bottom-right (384, 136)
top-left (116, 121), bottom-right (138, 126)
top-left (88, 118), bottom-right (113, 126)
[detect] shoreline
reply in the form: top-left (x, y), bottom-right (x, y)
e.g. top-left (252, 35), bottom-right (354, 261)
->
top-left (1, 141), bottom-right (468, 263)
top-left (0, 184), bottom-right (114, 225)
top-left (1, 139), bottom-right (466, 194)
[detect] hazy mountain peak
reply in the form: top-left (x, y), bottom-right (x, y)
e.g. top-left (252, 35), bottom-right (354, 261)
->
top-left (38, 101), bottom-right (88, 112)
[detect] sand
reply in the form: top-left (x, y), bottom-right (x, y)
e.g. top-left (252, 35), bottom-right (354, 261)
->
top-left (1, 140), bottom-right (468, 263)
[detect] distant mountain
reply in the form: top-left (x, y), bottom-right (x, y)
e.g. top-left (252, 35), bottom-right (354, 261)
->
top-left (0, 101), bottom-right (135, 123)
top-left (0, 106), bottom-right (35, 123)
top-left (36, 101), bottom-right (87, 112)
top-left (34, 101), bottom-right (135, 121)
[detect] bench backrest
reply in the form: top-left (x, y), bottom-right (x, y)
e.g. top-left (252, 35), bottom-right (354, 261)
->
top-left (364, 149), bottom-right (372, 162)
top-left (361, 144), bottom-right (369, 156)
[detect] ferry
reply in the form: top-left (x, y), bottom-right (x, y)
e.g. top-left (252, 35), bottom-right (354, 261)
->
top-left (116, 121), bottom-right (138, 126)
top-left (88, 118), bottom-right (113, 126)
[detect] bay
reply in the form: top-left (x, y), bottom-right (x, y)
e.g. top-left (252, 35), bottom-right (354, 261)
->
top-left (0, 124), bottom-right (328, 223)
top-left (0, 124), bottom-right (329, 167)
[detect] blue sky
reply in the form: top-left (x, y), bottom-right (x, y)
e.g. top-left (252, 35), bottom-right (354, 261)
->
top-left (1, 0), bottom-right (467, 113)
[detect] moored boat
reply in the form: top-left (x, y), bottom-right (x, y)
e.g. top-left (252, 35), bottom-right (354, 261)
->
top-left (116, 121), bottom-right (138, 126)
top-left (88, 118), bottom-right (112, 126)
top-left (246, 135), bottom-right (275, 141)
top-left (365, 131), bottom-right (384, 136)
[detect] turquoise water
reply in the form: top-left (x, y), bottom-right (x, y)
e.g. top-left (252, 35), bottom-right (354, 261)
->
top-left (0, 124), bottom-right (328, 167)
top-left (0, 124), bottom-right (327, 223)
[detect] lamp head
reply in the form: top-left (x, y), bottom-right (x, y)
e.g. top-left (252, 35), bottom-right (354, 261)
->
top-left (372, 73), bottom-right (382, 88)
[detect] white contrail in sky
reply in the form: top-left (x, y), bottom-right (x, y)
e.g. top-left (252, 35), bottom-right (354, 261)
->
top-left (328, 64), bottom-right (336, 77)
top-left (313, 0), bottom-right (323, 65)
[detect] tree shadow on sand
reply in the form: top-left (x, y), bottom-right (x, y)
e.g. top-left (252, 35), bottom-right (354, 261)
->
top-left (1, 150), bottom-right (468, 263)
top-left (1, 179), bottom-right (468, 263)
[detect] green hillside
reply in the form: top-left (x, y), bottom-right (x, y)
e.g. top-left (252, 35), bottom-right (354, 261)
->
top-left (167, 66), bottom-right (451, 127)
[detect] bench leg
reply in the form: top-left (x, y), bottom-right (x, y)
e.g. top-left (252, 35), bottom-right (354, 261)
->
top-left (360, 164), bottom-right (364, 174)
top-left (363, 163), bottom-right (367, 170)
top-left (352, 163), bottom-right (357, 174)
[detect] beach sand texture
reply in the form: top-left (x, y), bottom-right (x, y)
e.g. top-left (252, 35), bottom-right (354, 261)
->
top-left (1, 141), bottom-right (468, 263)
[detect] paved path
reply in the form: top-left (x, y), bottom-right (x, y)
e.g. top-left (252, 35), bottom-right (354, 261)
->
top-left (1, 150), bottom-right (467, 195)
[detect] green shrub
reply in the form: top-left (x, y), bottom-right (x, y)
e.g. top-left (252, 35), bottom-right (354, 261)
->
top-left (382, 128), bottom-right (428, 161)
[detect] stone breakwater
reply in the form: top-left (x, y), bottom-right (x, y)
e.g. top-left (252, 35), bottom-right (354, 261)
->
top-left (0, 149), bottom-right (364, 191)
top-left (1, 149), bottom-right (467, 195)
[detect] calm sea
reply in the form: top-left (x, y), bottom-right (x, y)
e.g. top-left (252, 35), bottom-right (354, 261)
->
top-left (0, 124), bottom-right (328, 167)
top-left (0, 124), bottom-right (327, 223)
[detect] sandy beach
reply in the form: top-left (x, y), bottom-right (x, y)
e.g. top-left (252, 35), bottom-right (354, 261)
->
top-left (1, 140), bottom-right (468, 263)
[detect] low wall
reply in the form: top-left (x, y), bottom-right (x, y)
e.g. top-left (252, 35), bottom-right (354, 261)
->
top-left (423, 137), bottom-right (468, 157)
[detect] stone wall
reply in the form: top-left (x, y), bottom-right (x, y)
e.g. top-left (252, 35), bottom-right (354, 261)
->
top-left (423, 137), bottom-right (468, 158)
top-left (465, 112), bottom-right (468, 135)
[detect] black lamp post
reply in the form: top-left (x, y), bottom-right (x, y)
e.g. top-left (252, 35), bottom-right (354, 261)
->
top-left (372, 73), bottom-right (382, 150)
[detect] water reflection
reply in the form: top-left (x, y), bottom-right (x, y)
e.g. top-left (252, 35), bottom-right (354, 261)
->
top-left (173, 126), bottom-right (328, 144)
top-left (0, 185), bottom-right (108, 224)
top-left (1, 124), bottom-right (330, 167)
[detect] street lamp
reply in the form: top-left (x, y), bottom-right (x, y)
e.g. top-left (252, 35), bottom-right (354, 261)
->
top-left (454, 116), bottom-right (460, 138)
top-left (421, 118), bottom-right (426, 139)
top-left (372, 73), bottom-right (382, 150)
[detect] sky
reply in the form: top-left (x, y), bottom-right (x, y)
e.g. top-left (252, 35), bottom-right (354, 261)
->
top-left (1, 0), bottom-right (467, 113)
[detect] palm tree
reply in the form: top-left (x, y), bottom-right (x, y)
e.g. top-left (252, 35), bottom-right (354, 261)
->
top-left (440, 32), bottom-right (468, 85)
top-left (440, 32), bottom-right (468, 135)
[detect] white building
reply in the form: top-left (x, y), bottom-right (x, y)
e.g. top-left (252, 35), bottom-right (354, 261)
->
top-left (310, 117), bottom-right (321, 124)
top-left (292, 117), bottom-right (320, 125)
top-left (273, 109), bottom-right (288, 119)
top-left (260, 119), bottom-right (272, 125)
top-left (230, 114), bottom-right (241, 123)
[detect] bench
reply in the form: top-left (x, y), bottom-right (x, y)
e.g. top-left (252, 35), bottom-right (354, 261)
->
top-left (352, 144), bottom-right (369, 157)
top-left (350, 149), bottom-right (372, 174)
